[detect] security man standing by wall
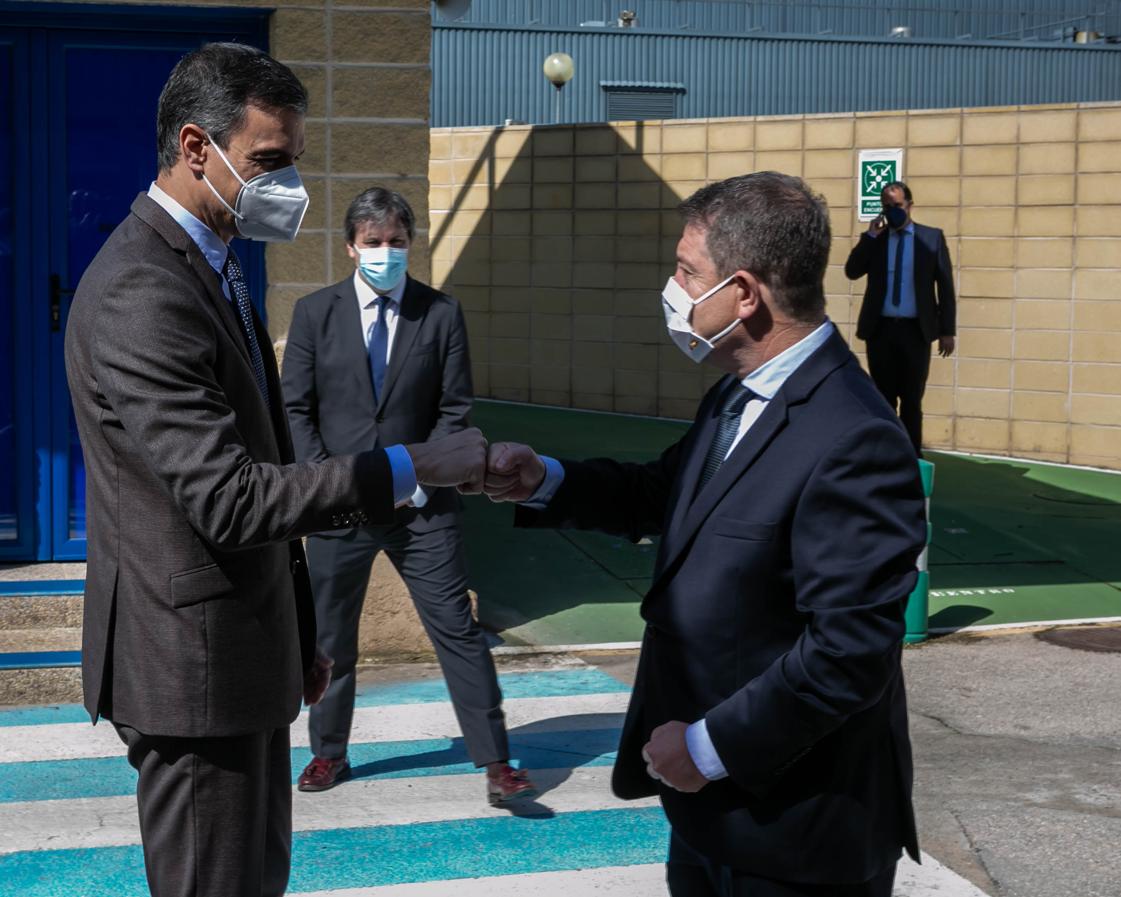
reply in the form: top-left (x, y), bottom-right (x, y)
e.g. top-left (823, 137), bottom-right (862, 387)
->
top-left (845, 180), bottom-right (956, 455)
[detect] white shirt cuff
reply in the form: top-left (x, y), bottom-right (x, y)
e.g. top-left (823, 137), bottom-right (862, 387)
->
top-left (409, 483), bottom-right (429, 508)
top-left (519, 456), bottom-right (564, 509)
top-left (685, 718), bottom-right (728, 781)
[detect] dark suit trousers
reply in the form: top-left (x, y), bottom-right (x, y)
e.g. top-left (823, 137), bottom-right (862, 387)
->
top-left (306, 522), bottom-right (508, 767)
top-left (115, 723), bottom-right (291, 897)
top-left (864, 317), bottom-right (930, 455)
top-left (667, 832), bottom-right (896, 897)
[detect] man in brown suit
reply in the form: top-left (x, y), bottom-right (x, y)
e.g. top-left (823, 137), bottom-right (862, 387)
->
top-left (65, 43), bottom-right (484, 897)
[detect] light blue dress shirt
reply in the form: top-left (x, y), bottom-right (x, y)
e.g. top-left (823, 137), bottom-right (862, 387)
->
top-left (145, 183), bottom-right (417, 505)
top-left (525, 319), bottom-right (836, 780)
top-left (880, 223), bottom-right (917, 319)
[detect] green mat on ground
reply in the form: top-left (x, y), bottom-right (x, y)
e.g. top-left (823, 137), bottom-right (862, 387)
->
top-left (465, 401), bottom-right (1121, 645)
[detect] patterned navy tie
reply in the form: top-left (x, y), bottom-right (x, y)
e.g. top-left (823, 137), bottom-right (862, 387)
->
top-left (698, 382), bottom-right (754, 491)
top-left (890, 230), bottom-right (906, 307)
top-left (368, 295), bottom-right (389, 403)
top-left (222, 249), bottom-right (271, 406)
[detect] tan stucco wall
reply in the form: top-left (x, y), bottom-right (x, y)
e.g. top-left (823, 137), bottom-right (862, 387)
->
top-left (430, 104), bottom-right (1121, 471)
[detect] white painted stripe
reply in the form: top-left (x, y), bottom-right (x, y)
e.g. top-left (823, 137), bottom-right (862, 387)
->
top-left (896, 852), bottom-right (992, 896)
top-left (296, 864), bottom-right (669, 897)
top-left (0, 766), bottom-right (657, 854)
top-left (0, 692), bottom-right (630, 764)
top-left (290, 852), bottom-right (991, 897)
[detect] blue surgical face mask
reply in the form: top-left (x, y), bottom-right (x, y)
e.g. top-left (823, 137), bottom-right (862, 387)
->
top-left (356, 246), bottom-right (408, 291)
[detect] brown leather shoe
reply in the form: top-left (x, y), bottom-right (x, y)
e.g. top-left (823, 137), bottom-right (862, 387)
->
top-left (486, 764), bottom-right (538, 805)
top-left (298, 756), bottom-right (350, 792)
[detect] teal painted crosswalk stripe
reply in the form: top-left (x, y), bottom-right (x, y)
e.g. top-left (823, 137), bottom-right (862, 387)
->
top-left (0, 728), bottom-right (620, 803)
top-left (0, 580), bottom-right (84, 597)
top-left (0, 667), bottom-right (627, 727)
top-left (0, 808), bottom-right (669, 896)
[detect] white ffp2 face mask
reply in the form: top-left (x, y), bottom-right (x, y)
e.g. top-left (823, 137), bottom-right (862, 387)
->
top-left (201, 135), bottom-right (310, 243)
top-left (660, 274), bottom-right (739, 364)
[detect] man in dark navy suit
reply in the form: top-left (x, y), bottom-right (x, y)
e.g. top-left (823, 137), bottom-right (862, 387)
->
top-left (484, 172), bottom-right (927, 896)
top-left (845, 180), bottom-right (956, 455)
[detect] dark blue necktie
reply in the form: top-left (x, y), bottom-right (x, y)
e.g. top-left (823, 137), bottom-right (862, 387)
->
top-left (222, 250), bottom-right (270, 406)
top-left (368, 296), bottom-right (389, 403)
top-left (698, 383), bottom-right (754, 491)
top-left (890, 230), bottom-right (906, 307)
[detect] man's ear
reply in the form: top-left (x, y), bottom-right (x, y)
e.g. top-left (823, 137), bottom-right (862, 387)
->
top-left (180, 124), bottom-right (208, 174)
top-left (732, 270), bottom-right (764, 321)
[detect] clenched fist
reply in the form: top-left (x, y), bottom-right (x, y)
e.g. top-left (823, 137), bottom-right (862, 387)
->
top-left (484, 442), bottom-right (546, 503)
top-left (406, 428), bottom-right (488, 495)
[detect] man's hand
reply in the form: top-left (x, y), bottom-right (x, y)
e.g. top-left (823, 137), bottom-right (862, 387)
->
top-left (641, 721), bottom-right (709, 793)
top-left (303, 650), bottom-right (333, 706)
top-left (405, 428), bottom-right (488, 495)
top-left (938, 335), bottom-right (956, 358)
top-left (867, 214), bottom-right (886, 238)
top-left (484, 442), bottom-right (546, 503)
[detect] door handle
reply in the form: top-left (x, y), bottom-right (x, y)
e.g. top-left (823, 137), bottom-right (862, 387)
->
top-left (50, 274), bottom-right (76, 332)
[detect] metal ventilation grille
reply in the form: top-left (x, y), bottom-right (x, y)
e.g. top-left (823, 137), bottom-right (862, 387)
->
top-left (604, 87), bottom-right (680, 121)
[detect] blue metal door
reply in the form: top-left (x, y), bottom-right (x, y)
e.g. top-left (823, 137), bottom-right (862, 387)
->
top-left (0, 4), bottom-right (269, 562)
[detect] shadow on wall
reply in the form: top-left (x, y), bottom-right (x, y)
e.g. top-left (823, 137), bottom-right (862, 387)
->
top-left (429, 121), bottom-right (781, 421)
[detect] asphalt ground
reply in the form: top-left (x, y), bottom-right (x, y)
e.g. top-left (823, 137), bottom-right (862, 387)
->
top-left (519, 625), bottom-right (1121, 897)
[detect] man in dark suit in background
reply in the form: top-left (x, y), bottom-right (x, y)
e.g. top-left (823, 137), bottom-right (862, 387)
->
top-left (281, 188), bottom-right (535, 803)
top-left (65, 44), bottom-right (485, 897)
top-left (845, 180), bottom-right (956, 455)
top-left (484, 172), bottom-right (926, 896)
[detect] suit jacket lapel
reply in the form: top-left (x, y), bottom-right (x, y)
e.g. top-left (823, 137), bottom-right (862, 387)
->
top-left (131, 193), bottom-right (284, 450)
top-left (377, 277), bottom-right (427, 410)
top-left (661, 375), bottom-right (734, 550)
top-left (650, 330), bottom-right (854, 595)
top-left (130, 194), bottom-right (249, 364)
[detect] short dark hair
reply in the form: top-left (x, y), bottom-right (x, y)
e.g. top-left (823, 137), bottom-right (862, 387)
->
top-left (678, 172), bottom-right (831, 323)
top-left (156, 42), bottom-right (308, 172)
top-left (344, 187), bottom-right (416, 244)
top-left (881, 180), bottom-right (913, 203)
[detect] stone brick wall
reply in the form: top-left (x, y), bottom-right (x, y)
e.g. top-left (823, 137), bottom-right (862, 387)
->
top-left (429, 104), bottom-right (1121, 470)
top-left (265, 0), bottom-right (433, 342)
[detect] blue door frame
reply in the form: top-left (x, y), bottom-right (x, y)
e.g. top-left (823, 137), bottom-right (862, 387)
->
top-left (0, 3), bottom-right (270, 562)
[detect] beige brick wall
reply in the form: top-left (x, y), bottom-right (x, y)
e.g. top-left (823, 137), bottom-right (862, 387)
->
top-left (430, 103), bottom-right (1121, 470)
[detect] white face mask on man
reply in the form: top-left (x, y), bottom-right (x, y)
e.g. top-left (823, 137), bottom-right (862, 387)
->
top-left (200, 134), bottom-right (310, 242)
top-left (660, 274), bottom-right (739, 364)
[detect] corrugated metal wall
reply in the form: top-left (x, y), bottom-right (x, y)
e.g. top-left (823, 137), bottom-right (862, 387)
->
top-left (431, 25), bottom-right (1121, 126)
top-left (436, 0), bottom-right (1121, 41)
